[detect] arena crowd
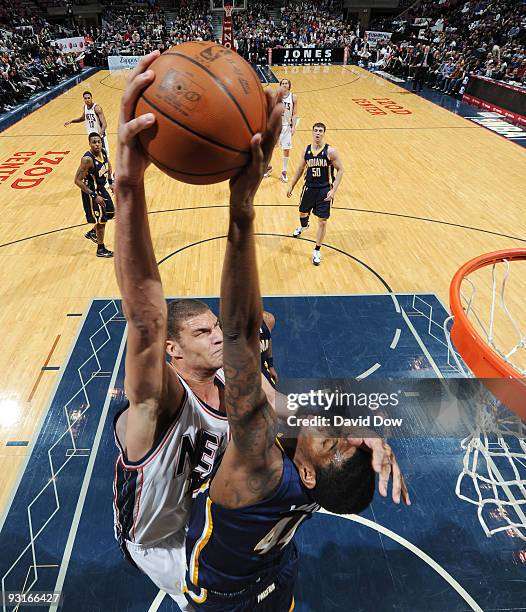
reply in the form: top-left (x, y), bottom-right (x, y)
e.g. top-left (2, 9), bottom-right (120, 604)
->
top-left (0, 0), bottom-right (523, 114)
top-left (0, 0), bottom-right (81, 112)
top-left (365, 0), bottom-right (525, 93)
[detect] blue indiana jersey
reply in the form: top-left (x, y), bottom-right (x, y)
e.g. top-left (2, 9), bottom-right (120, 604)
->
top-left (304, 143), bottom-right (334, 188)
top-left (83, 149), bottom-right (109, 192)
top-left (184, 443), bottom-right (319, 607)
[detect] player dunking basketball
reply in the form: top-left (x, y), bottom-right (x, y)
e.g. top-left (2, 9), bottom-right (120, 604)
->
top-left (288, 123), bottom-right (344, 266)
top-left (64, 91), bottom-right (111, 156)
top-left (74, 133), bottom-right (114, 257)
top-left (264, 78), bottom-right (298, 182)
top-left (113, 53), bottom-right (405, 610)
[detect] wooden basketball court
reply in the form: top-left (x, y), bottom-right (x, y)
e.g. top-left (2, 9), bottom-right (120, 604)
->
top-left (0, 64), bottom-right (525, 518)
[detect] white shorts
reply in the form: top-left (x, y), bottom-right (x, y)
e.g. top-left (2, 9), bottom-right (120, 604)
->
top-left (279, 124), bottom-right (293, 150)
top-left (126, 532), bottom-right (194, 610)
top-left (102, 134), bottom-right (110, 158)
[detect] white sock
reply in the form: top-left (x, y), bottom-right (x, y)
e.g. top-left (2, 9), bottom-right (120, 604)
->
top-left (282, 157), bottom-right (289, 173)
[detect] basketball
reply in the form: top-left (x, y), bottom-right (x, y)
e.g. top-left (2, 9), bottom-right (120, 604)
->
top-left (135, 41), bottom-right (268, 185)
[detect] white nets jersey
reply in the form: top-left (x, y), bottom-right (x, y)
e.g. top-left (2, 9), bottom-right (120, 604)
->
top-left (282, 92), bottom-right (294, 126)
top-left (84, 103), bottom-right (103, 136)
top-left (113, 370), bottom-right (229, 564)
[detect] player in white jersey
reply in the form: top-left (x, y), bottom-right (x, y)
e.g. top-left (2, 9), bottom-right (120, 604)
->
top-left (64, 91), bottom-right (110, 156)
top-left (264, 78), bottom-right (298, 183)
top-left (114, 52), bottom-right (408, 610)
top-left (113, 53), bottom-right (232, 607)
top-left (113, 313), bottom-right (228, 607)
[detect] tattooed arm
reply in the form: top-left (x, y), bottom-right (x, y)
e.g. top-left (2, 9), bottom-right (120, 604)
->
top-left (210, 88), bottom-right (285, 509)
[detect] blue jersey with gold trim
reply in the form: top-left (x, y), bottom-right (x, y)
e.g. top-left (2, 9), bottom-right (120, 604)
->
top-left (304, 143), bottom-right (334, 188)
top-left (184, 447), bottom-right (319, 606)
top-left (84, 149), bottom-right (109, 192)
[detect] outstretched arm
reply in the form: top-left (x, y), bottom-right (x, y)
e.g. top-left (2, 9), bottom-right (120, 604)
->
top-left (114, 51), bottom-right (184, 461)
top-left (64, 110), bottom-right (85, 126)
top-left (211, 88), bottom-right (284, 508)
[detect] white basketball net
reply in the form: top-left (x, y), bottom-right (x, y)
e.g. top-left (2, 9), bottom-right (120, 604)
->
top-left (414, 257), bottom-right (526, 540)
top-left (224, 5), bottom-right (233, 17)
top-left (448, 259), bottom-right (526, 540)
top-left (455, 398), bottom-right (526, 540)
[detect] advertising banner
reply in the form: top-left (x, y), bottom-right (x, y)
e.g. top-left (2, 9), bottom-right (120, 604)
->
top-left (222, 5), bottom-right (233, 49)
top-left (107, 55), bottom-right (142, 70)
top-left (270, 47), bottom-right (344, 65)
top-left (54, 36), bottom-right (86, 53)
top-left (364, 31), bottom-right (392, 47)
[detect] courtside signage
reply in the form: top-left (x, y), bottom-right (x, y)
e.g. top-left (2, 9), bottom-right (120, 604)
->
top-left (269, 47), bottom-right (345, 65)
top-left (108, 56), bottom-right (143, 70)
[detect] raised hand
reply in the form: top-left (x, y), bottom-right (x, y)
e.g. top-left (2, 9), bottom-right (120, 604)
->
top-left (348, 436), bottom-right (411, 505)
top-left (115, 50), bottom-right (160, 187)
top-left (229, 87), bottom-right (285, 210)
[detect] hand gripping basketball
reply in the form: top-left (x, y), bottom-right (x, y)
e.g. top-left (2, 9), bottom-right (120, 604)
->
top-left (134, 42), bottom-right (268, 185)
top-left (229, 87), bottom-right (284, 210)
top-left (115, 51), bottom-right (160, 187)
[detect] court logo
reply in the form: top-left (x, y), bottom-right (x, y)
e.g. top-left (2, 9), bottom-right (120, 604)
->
top-left (352, 97), bottom-right (412, 116)
top-left (0, 150), bottom-right (71, 189)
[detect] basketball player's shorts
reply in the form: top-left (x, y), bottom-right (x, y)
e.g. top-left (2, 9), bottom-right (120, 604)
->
top-left (102, 134), bottom-right (110, 157)
top-left (279, 124), bottom-right (293, 150)
top-left (184, 542), bottom-right (298, 611)
top-left (126, 532), bottom-right (193, 611)
top-left (299, 185), bottom-right (332, 219)
top-left (82, 187), bottom-right (115, 224)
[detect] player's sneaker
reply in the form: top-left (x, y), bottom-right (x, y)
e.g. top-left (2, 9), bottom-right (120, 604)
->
top-left (263, 166), bottom-right (272, 178)
top-left (280, 172), bottom-right (288, 183)
top-left (85, 228), bottom-right (97, 243)
top-left (312, 249), bottom-right (321, 266)
top-left (97, 247), bottom-right (114, 258)
top-left (293, 224), bottom-right (309, 237)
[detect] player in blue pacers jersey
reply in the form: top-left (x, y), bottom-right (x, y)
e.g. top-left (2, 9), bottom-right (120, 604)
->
top-left (73, 132), bottom-right (114, 257)
top-left (184, 104), bottom-right (410, 610)
top-left (287, 123), bottom-right (344, 266)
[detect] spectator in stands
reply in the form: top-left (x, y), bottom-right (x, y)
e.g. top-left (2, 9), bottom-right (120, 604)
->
top-left (373, 0), bottom-right (525, 92)
top-left (0, 0), bottom-right (83, 114)
top-left (413, 44), bottom-right (433, 91)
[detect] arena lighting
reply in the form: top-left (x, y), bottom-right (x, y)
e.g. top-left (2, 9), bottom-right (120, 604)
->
top-left (0, 398), bottom-right (22, 428)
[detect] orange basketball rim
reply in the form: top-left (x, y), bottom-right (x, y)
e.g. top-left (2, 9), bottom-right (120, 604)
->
top-left (449, 248), bottom-right (526, 420)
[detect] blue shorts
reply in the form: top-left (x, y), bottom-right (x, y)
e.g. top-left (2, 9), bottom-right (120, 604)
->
top-left (299, 185), bottom-right (332, 219)
top-left (82, 187), bottom-right (114, 224)
top-left (185, 543), bottom-right (298, 611)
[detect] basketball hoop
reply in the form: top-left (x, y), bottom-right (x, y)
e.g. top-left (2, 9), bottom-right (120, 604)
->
top-left (446, 249), bottom-right (526, 541)
top-left (449, 248), bottom-right (526, 419)
top-left (224, 5), bottom-right (233, 17)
